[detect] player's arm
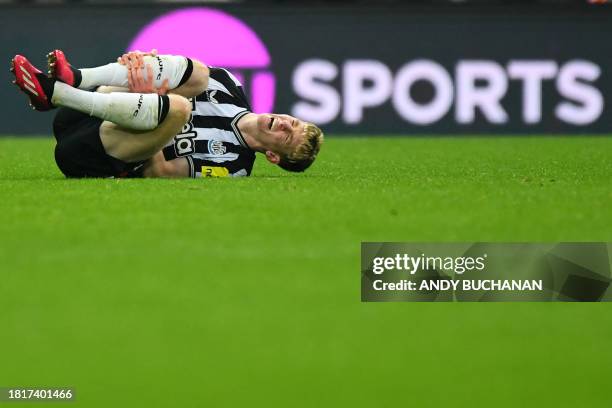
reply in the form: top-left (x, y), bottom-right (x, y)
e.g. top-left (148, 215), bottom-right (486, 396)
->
top-left (142, 152), bottom-right (189, 178)
top-left (119, 50), bottom-right (209, 98)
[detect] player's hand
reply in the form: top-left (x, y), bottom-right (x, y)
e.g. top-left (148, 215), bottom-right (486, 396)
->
top-left (117, 49), bottom-right (158, 69)
top-left (127, 63), bottom-right (169, 95)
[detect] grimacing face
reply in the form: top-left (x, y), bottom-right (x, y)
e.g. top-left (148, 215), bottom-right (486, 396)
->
top-left (256, 113), bottom-right (306, 157)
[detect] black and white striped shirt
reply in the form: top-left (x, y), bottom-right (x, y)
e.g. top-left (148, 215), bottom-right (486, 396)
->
top-left (162, 67), bottom-right (255, 177)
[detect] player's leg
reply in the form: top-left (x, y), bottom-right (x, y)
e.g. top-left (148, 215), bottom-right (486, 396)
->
top-left (13, 54), bottom-right (190, 164)
top-left (47, 49), bottom-right (208, 97)
top-left (51, 82), bottom-right (166, 131)
top-left (51, 99), bottom-right (190, 178)
top-left (98, 94), bottom-right (191, 162)
top-left (141, 151), bottom-right (190, 178)
top-left (11, 54), bottom-right (165, 129)
top-left (52, 81), bottom-right (191, 162)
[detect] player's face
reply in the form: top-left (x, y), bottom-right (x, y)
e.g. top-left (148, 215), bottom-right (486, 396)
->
top-left (257, 113), bottom-right (305, 156)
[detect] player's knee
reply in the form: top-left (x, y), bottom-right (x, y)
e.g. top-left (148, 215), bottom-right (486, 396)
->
top-left (167, 94), bottom-right (191, 124)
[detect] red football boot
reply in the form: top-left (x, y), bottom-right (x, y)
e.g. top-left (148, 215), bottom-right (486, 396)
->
top-left (47, 49), bottom-right (81, 87)
top-left (10, 55), bottom-right (54, 111)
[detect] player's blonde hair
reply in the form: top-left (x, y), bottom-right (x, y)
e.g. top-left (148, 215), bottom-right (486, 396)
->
top-left (279, 123), bottom-right (324, 172)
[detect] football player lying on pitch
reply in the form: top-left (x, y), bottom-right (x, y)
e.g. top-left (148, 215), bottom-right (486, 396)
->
top-left (10, 50), bottom-right (323, 178)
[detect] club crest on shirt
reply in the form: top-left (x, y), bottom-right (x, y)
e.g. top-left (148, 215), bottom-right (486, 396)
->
top-left (208, 139), bottom-right (227, 155)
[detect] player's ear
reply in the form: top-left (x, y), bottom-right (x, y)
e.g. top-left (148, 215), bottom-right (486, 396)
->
top-left (265, 150), bottom-right (280, 164)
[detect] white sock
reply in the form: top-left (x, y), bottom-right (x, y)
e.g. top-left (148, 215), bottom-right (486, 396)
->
top-left (79, 55), bottom-right (189, 90)
top-left (52, 82), bottom-right (163, 130)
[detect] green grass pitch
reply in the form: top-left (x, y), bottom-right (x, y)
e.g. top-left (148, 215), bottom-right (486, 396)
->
top-left (0, 136), bottom-right (611, 407)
